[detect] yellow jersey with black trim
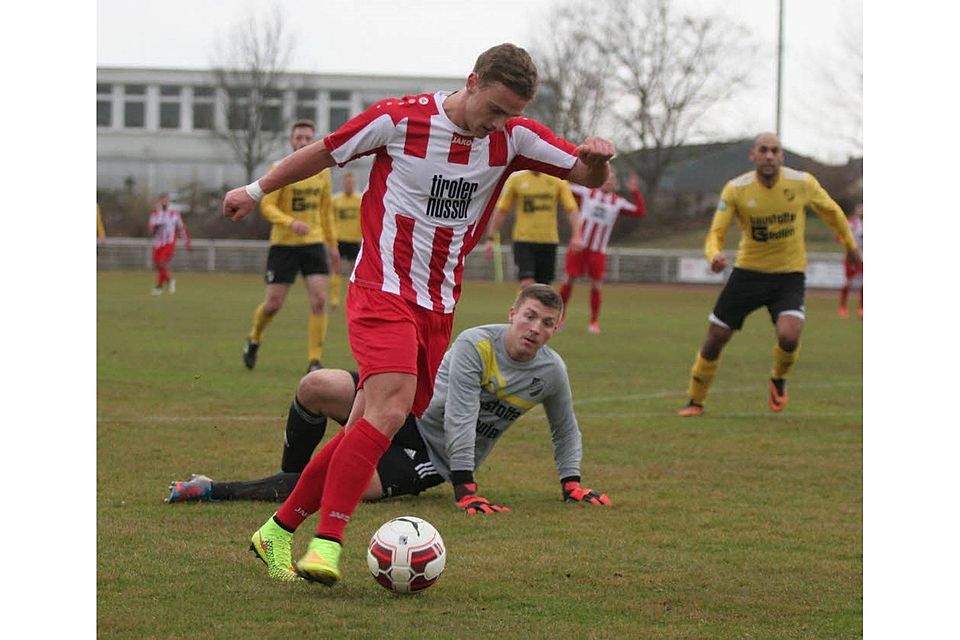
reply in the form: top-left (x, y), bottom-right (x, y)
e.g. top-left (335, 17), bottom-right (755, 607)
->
top-left (260, 163), bottom-right (336, 246)
top-left (331, 191), bottom-right (362, 243)
top-left (705, 166), bottom-right (858, 273)
top-left (495, 171), bottom-right (578, 244)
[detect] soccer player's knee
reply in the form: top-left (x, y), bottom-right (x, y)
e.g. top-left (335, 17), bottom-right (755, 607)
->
top-left (297, 370), bottom-right (334, 411)
top-left (778, 335), bottom-right (800, 352)
top-left (380, 408), bottom-right (410, 434)
top-left (705, 325), bottom-right (733, 350)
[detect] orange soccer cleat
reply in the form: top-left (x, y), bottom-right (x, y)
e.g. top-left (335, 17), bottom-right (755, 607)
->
top-left (677, 401), bottom-right (704, 417)
top-left (768, 378), bottom-right (788, 412)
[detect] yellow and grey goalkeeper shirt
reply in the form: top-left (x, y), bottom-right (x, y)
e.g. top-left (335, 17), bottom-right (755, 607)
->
top-left (260, 164), bottom-right (336, 246)
top-left (416, 324), bottom-right (582, 483)
top-left (331, 190), bottom-right (362, 243)
top-left (495, 171), bottom-right (578, 244)
top-left (705, 167), bottom-right (858, 273)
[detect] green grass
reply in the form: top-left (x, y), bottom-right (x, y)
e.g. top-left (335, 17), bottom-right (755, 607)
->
top-left (98, 272), bottom-right (862, 639)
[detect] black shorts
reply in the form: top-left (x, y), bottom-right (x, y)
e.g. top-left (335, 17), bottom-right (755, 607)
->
top-left (512, 241), bottom-right (557, 284)
top-left (265, 244), bottom-right (329, 284)
top-left (375, 415), bottom-right (445, 499)
top-left (711, 268), bottom-right (806, 331)
top-left (337, 241), bottom-right (361, 261)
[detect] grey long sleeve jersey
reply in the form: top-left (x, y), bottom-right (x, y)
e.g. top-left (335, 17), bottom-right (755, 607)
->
top-left (416, 324), bottom-right (583, 483)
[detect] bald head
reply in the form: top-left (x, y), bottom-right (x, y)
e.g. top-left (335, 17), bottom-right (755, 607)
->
top-left (749, 132), bottom-right (784, 185)
top-left (753, 132), bottom-right (780, 147)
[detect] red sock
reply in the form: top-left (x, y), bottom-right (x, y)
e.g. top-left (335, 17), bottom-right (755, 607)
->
top-left (156, 266), bottom-right (169, 287)
top-left (315, 418), bottom-right (391, 542)
top-left (275, 429), bottom-right (345, 530)
top-left (839, 285), bottom-right (849, 308)
top-left (590, 288), bottom-right (601, 322)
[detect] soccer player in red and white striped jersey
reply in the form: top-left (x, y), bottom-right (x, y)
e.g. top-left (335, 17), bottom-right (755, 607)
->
top-left (560, 167), bottom-right (645, 333)
top-left (148, 193), bottom-right (191, 295)
top-left (224, 43), bottom-right (615, 585)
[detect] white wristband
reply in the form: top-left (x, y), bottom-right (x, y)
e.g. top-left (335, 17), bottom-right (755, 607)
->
top-left (244, 180), bottom-right (265, 202)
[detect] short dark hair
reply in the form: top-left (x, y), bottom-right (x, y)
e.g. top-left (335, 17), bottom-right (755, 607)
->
top-left (473, 43), bottom-right (539, 100)
top-left (513, 283), bottom-right (563, 316)
top-left (291, 119), bottom-right (316, 133)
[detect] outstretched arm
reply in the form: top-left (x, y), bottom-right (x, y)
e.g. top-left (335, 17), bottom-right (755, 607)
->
top-left (566, 137), bottom-right (616, 188)
top-left (223, 140), bottom-right (337, 222)
top-left (543, 365), bottom-right (612, 507)
top-left (623, 173), bottom-right (646, 218)
top-left (484, 207), bottom-right (509, 257)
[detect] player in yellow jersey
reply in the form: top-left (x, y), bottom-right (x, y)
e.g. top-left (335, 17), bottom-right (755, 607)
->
top-left (484, 170), bottom-right (582, 288)
top-left (327, 172), bottom-right (362, 310)
top-left (243, 120), bottom-right (340, 373)
top-left (677, 132), bottom-right (862, 417)
top-left (96, 204), bottom-right (106, 242)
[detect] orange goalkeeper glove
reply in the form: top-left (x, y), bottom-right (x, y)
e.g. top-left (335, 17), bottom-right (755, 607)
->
top-left (562, 479), bottom-right (612, 506)
top-left (454, 481), bottom-right (510, 515)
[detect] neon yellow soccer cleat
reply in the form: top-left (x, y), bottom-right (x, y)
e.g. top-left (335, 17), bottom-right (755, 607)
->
top-left (249, 516), bottom-right (301, 582)
top-left (294, 537), bottom-right (342, 586)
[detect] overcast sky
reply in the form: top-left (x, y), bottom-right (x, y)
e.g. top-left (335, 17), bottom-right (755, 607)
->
top-left (97, 0), bottom-right (862, 163)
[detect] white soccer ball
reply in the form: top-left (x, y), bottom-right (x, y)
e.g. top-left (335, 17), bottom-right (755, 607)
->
top-left (367, 515), bottom-right (446, 594)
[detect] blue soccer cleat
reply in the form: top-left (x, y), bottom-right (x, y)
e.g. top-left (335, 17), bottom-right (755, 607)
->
top-left (164, 473), bottom-right (213, 503)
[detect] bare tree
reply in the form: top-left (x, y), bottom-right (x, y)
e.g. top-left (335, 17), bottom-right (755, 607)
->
top-left (211, 5), bottom-right (295, 184)
top-left (798, 13), bottom-right (862, 160)
top-left (593, 0), bottom-right (757, 209)
top-left (527, 5), bottom-right (613, 143)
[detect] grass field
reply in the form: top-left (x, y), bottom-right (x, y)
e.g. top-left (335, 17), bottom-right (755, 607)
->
top-left (97, 272), bottom-right (862, 639)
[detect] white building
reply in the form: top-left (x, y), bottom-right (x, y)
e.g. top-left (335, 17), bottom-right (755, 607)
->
top-left (97, 66), bottom-right (462, 194)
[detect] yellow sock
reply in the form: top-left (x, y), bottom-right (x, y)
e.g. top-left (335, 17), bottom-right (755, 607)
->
top-left (308, 313), bottom-right (329, 363)
top-left (249, 304), bottom-right (276, 342)
top-left (771, 343), bottom-right (800, 380)
top-left (329, 273), bottom-right (342, 308)
top-left (687, 352), bottom-right (721, 405)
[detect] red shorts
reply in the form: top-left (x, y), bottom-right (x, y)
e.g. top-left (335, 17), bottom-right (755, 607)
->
top-left (564, 248), bottom-right (606, 281)
top-left (346, 285), bottom-right (454, 417)
top-left (152, 243), bottom-right (175, 267)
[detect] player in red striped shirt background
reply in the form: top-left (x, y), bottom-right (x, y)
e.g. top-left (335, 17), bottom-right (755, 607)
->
top-left (223, 43), bottom-right (615, 585)
top-left (560, 166), bottom-right (646, 333)
top-left (148, 193), bottom-right (191, 295)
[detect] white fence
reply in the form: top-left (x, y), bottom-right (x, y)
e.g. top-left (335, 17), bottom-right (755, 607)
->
top-left (97, 238), bottom-right (848, 289)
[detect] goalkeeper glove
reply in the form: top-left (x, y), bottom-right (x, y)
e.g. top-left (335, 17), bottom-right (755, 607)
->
top-left (562, 479), bottom-right (612, 506)
top-left (454, 481), bottom-right (510, 515)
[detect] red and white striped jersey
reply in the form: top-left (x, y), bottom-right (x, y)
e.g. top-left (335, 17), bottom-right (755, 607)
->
top-left (323, 91), bottom-right (579, 314)
top-left (148, 207), bottom-right (185, 248)
top-left (567, 184), bottom-right (645, 254)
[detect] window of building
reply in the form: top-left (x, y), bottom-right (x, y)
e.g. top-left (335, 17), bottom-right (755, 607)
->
top-left (227, 87), bottom-right (251, 130)
top-left (329, 106), bottom-right (350, 131)
top-left (261, 88), bottom-right (283, 132)
top-left (97, 83), bottom-right (112, 127)
top-left (159, 85), bottom-right (181, 129)
top-left (123, 84), bottom-right (146, 128)
top-left (328, 89), bottom-right (353, 132)
top-left (97, 101), bottom-right (112, 127)
top-left (192, 85), bottom-right (215, 130)
top-left (296, 89), bottom-right (318, 122)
